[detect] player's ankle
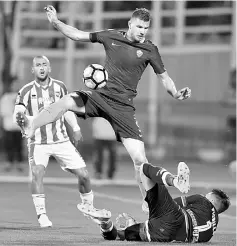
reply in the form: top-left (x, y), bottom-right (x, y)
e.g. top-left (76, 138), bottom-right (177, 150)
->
top-left (100, 221), bottom-right (113, 232)
top-left (173, 176), bottom-right (179, 189)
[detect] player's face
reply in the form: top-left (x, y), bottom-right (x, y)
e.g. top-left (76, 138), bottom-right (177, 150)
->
top-left (32, 57), bottom-right (51, 81)
top-left (129, 18), bottom-right (150, 42)
top-left (206, 192), bottom-right (221, 212)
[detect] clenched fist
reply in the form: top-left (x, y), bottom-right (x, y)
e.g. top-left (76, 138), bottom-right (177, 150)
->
top-left (44, 5), bottom-right (58, 23)
top-left (174, 87), bottom-right (191, 100)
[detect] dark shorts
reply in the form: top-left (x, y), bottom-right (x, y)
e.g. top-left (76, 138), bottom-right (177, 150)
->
top-left (72, 90), bottom-right (143, 142)
top-left (145, 184), bottom-right (184, 242)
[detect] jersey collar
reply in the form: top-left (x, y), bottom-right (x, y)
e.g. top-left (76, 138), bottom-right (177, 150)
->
top-left (34, 77), bottom-right (52, 89)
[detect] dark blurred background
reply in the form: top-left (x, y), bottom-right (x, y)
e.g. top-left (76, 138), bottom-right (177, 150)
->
top-left (0, 1), bottom-right (235, 170)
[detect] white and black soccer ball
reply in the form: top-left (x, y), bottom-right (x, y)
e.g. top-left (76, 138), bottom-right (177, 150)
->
top-left (83, 64), bottom-right (108, 90)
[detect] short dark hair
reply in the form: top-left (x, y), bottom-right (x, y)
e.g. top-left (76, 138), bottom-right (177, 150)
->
top-left (131, 8), bottom-right (151, 22)
top-left (212, 189), bottom-right (230, 213)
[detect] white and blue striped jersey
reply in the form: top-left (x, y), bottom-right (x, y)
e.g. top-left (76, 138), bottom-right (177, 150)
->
top-left (15, 78), bottom-right (69, 144)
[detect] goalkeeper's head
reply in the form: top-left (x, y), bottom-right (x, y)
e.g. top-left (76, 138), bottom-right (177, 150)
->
top-left (206, 189), bottom-right (230, 214)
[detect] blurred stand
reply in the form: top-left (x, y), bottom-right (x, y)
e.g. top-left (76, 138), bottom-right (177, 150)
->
top-left (0, 1), bottom-right (235, 166)
top-left (0, 79), bottom-right (24, 172)
top-left (224, 68), bottom-right (236, 164)
top-left (92, 117), bottom-right (117, 180)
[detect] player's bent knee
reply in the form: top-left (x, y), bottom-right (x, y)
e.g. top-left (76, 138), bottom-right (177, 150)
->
top-left (134, 161), bottom-right (144, 172)
top-left (72, 167), bottom-right (90, 180)
top-left (60, 94), bottom-right (76, 110)
top-left (31, 165), bottom-right (45, 179)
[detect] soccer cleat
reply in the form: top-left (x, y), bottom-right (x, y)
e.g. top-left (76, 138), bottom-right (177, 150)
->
top-left (15, 112), bottom-right (34, 138)
top-left (77, 203), bottom-right (111, 224)
top-left (174, 162), bottom-right (190, 194)
top-left (142, 200), bottom-right (149, 215)
top-left (38, 214), bottom-right (53, 228)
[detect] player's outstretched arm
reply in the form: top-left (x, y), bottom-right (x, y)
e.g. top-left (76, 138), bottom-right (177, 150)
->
top-left (44, 5), bottom-right (90, 42)
top-left (157, 71), bottom-right (191, 100)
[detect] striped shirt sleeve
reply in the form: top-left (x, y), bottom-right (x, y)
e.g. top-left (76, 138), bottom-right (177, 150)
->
top-left (15, 83), bottom-right (33, 108)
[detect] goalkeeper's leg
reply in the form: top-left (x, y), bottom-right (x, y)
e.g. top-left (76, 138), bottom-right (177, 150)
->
top-left (100, 221), bottom-right (118, 240)
top-left (99, 220), bottom-right (148, 242)
top-left (140, 162), bottom-right (190, 194)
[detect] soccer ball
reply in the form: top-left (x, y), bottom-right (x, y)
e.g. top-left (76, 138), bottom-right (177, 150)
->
top-left (83, 64), bottom-right (108, 89)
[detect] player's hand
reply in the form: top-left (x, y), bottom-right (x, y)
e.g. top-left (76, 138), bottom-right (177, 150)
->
top-left (72, 130), bottom-right (83, 147)
top-left (44, 5), bottom-right (58, 23)
top-left (115, 213), bottom-right (137, 230)
top-left (174, 87), bottom-right (191, 100)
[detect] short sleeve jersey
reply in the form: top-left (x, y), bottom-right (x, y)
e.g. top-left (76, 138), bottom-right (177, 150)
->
top-left (177, 194), bottom-right (219, 243)
top-left (15, 78), bottom-right (69, 144)
top-left (90, 30), bottom-right (165, 102)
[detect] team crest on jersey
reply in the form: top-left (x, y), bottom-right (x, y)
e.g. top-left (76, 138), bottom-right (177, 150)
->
top-left (136, 50), bottom-right (143, 57)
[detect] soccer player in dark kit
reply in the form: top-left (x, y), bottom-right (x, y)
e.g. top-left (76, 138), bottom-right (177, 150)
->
top-left (88, 162), bottom-right (230, 243)
top-left (16, 6), bottom-right (191, 215)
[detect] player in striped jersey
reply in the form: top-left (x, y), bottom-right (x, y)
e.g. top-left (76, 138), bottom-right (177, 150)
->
top-left (14, 56), bottom-right (110, 228)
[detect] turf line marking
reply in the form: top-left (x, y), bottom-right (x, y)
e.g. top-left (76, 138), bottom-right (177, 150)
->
top-left (215, 230), bottom-right (236, 234)
top-left (50, 185), bottom-right (237, 221)
top-left (0, 175), bottom-right (236, 189)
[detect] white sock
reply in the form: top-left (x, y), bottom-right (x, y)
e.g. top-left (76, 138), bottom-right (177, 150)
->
top-left (32, 194), bottom-right (46, 217)
top-left (173, 177), bottom-right (179, 189)
top-left (80, 191), bottom-right (94, 206)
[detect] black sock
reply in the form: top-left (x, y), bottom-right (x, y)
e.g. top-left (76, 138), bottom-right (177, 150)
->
top-left (101, 223), bottom-right (117, 241)
top-left (143, 163), bottom-right (173, 186)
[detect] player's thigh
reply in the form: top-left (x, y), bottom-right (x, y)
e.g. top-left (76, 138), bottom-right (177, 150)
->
top-left (52, 141), bottom-right (86, 171)
top-left (28, 144), bottom-right (50, 171)
top-left (70, 91), bottom-right (102, 117)
top-left (122, 138), bottom-right (148, 165)
top-left (145, 184), bottom-right (180, 220)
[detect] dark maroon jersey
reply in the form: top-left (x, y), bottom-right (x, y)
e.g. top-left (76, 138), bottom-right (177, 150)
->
top-left (174, 194), bottom-right (219, 243)
top-left (90, 30), bottom-right (165, 104)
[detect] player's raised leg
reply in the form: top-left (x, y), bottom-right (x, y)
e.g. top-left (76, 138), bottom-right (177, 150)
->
top-left (16, 93), bottom-right (85, 138)
top-left (140, 162), bottom-right (190, 193)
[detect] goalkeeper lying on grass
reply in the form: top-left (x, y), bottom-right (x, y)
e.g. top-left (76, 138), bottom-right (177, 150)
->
top-left (88, 162), bottom-right (230, 243)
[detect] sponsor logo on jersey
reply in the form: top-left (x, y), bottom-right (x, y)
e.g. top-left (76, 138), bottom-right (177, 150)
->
top-left (38, 97), bottom-right (54, 105)
top-left (137, 50), bottom-right (143, 57)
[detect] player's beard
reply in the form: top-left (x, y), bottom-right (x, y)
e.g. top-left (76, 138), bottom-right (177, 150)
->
top-left (37, 74), bottom-right (49, 82)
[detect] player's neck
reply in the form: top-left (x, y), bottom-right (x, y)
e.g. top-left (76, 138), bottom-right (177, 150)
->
top-left (35, 77), bottom-right (50, 87)
top-left (125, 31), bottom-right (138, 43)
